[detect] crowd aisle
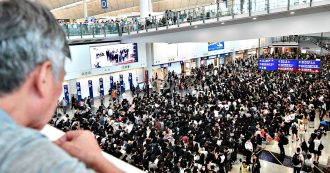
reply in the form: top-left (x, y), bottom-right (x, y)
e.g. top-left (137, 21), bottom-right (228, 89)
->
top-left (52, 55), bottom-right (330, 173)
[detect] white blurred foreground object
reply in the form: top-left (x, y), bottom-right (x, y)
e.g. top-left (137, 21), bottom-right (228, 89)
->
top-left (41, 125), bottom-right (145, 173)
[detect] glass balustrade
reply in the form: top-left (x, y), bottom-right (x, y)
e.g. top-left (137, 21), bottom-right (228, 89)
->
top-left (60, 0), bottom-right (330, 39)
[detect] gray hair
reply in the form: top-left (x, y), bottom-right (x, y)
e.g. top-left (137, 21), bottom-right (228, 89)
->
top-left (0, 0), bottom-right (71, 95)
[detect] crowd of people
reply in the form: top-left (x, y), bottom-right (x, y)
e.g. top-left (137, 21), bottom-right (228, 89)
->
top-left (52, 55), bottom-right (329, 173)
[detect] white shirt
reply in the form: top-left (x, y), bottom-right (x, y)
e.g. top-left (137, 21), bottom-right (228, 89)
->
top-left (245, 140), bottom-right (253, 151)
top-left (290, 113), bottom-right (296, 121)
top-left (314, 139), bottom-right (321, 151)
top-left (284, 116), bottom-right (291, 123)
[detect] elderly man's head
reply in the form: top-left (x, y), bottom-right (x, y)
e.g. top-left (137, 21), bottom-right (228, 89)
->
top-left (0, 0), bottom-right (70, 129)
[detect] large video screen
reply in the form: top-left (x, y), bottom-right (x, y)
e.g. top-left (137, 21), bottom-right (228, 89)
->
top-left (90, 43), bottom-right (138, 69)
top-left (258, 59), bottom-right (321, 73)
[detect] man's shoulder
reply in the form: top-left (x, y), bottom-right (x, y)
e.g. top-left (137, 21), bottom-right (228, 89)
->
top-left (0, 124), bottom-right (94, 173)
top-left (0, 123), bottom-right (44, 149)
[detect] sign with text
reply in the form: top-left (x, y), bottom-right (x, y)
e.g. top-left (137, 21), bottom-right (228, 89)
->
top-left (99, 78), bottom-right (104, 96)
top-left (101, 0), bottom-right (108, 9)
top-left (258, 59), bottom-right (278, 71)
top-left (76, 82), bottom-right (82, 101)
top-left (110, 76), bottom-right (114, 90)
top-left (63, 85), bottom-right (69, 103)
top-left (258, 59), bottom-right (321, 73)
top-left (128, 73), bottom-right (133, 90)
top-left (120, 74), bottom-right (125, 93)
top-left (88, 80), bottom-right (93, 98)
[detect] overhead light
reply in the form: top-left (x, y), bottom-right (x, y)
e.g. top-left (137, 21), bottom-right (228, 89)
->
top-left (51, 0), bottom-right (92, 12)
top-left (290, 11), bottom-right (295, 15)
top-left (252, 17), bottom-right (257, 20)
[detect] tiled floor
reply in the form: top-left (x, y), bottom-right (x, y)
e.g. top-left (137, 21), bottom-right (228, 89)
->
top-left (58, 91), bottom-right (330, 173)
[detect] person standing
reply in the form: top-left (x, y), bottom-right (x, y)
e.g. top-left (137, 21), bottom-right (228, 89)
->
top-left (278, 131), bottom-right (287, 159)
top-left (298, 122), bottom-right (306, 143)
top-left (71, 95), bottom-right (76, 110)
top-left (284, 114), bottom-right (291, 136)
top-left (313, 135), bottom-right (322, 163)
top-left (245, 138), bottom-right (253, 165)
top-left (291, 121), bottom-right (299, 142)
top-left (61, 97), bottom-right (67, 114)
top-left (292, 147), bottom-right (304, 173)
top-left (239, 161), bottom-right (251, 173)
top-left (251, 154), bottom-right (261, 173)
top-left (302, 154), bottom-right (314, 173)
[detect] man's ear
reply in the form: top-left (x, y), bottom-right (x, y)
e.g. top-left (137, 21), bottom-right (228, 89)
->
top-left (34, 61), bottom-right (53, 97)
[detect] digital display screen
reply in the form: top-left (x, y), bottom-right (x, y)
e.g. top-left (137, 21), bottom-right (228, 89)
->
top-left (258, 59), bottom-right (278, 71)
top-left (90, 43), bottom-right (138, 69)
top-left (258, 59), bottom-right (321, 73)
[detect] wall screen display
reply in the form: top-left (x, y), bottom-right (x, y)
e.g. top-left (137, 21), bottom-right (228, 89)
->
top-left (258, 59), bottom-right (278, 71)
top-left (258, 59), bottom-right (321, 73)
top-left (90, 43), bottom-right (138, 69)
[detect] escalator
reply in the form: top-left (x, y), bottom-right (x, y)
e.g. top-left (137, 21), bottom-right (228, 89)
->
top-left (257, 150), bottom-right (328, 173)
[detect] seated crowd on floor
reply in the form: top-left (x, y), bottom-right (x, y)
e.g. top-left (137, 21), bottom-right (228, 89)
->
top-left (51, 54), bottom-right (330, 173)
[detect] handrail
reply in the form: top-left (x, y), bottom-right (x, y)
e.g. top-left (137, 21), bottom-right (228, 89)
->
top-left (60, 0), bottom-right (330, 40)
top-left (41, 125), bottom-right (145, 173)
top-left (262, 150), bottom-right (291, 173)
top-left (261, 149), bottom-right (325, 173)
top-left (313, 162), bottom-right (325, 173)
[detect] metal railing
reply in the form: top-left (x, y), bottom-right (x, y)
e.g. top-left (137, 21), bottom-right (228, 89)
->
top-left (60, 0), bottom-right (330, 40)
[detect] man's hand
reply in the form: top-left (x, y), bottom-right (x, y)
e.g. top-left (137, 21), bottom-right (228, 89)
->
top-left (55, 130), bottom-right (122, 173)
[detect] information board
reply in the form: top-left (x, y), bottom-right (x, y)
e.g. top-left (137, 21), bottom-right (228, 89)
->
top-left (258, 59), bottom-right (278, 71)
top-left (258, 59), bottom-right (321, 73)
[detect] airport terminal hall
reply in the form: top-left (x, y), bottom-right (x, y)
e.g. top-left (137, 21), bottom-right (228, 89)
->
top-left (1, 0), bottom-right (330, 173)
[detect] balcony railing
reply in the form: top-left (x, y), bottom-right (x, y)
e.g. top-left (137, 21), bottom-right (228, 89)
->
top-left (60, 0), bottom-right (330, 40)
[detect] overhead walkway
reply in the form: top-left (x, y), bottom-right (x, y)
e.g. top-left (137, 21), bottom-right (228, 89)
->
top-left (65, 0), bottom-right (330, 44)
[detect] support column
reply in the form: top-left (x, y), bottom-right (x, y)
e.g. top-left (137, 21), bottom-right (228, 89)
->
top-left (320, 32), bottom-right (324, 55)
top-left (83, 0), bottom-right (88, 19)
top-left (232, 50), bottom-right (236, 63)
top-left (148, 0), bottom-right (153, 14)
top-left (144, 43), bottom-right (153, 82)
top-left (140, 0), bottom-right (150, 18)
top-left (196, 58), bottom-right (201, 68)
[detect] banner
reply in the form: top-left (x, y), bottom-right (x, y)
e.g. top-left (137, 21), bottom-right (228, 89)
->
top-left (128, 73), bottom-right (133, 90)
top-left (99, 78), bottom-right (104, 96)
top-left (110, 76), bottom-right (114, 90)
top-left (63, 85), bottom-right (69, 103)
top-left (76, 82), bottom-right (82, 101)
top-left (88, 80), bottom-right (93, 98)
top-left (120, 74), bottom-right (125, 93)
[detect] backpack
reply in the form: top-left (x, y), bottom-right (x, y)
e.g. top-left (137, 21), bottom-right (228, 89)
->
top-left (292, 153), bottom-right (301, 165)
top-left (292, 124), bottom-right (297, 131)
top-left (318, 143), bottom-right (324, 151)
top-left (303, 164), bottom-right (312, 172)
top-left (283, 136), bottom-right (289, 145)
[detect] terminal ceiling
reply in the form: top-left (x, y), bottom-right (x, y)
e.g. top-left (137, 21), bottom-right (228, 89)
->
top-left (38, 0), bottom-right (216, 20)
